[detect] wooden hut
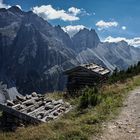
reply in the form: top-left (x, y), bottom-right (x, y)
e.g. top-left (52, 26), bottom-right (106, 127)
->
top-left (64, 63), bottom-right (110, 93)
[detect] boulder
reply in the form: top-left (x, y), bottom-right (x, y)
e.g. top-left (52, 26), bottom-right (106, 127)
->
top-left (65, 102), bottom-right (70, 108)
top-left (23, 100), bottom-right (34, 106)
top-left (7, 100), bottom-right (14, 106)
top-left (53, 112), bottom-right (59, 116)
top-left (16, 95), bottom-right (25, 101)
top-left (26, 95), bottom-right (31, 100)
top-left (53, 99), bottom-right (63, 105)
top-left (32, 92), bottom-right (38, 97)
top-left (45, 104), bottom-right (54, 110)
top-left (13, 99), bottom-right (20, 104)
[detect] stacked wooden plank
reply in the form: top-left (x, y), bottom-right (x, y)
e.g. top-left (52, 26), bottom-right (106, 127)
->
top-left (0, 92), bottom-right (71, 124)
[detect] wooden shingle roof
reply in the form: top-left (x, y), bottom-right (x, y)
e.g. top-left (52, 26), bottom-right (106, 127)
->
top-left (64, 63), bottom-right (110, 76)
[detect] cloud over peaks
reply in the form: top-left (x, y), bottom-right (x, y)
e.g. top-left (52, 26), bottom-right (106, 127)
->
top-left (0, 0), bottom-right (10, 8)
top-left (62, 25), bottom-right (86, 37)
top-left (68, 7), bottom-right (81, 16)
top-left (96, 20), bottom-right (118, 30)
top-left (104, 36), bottom-right (140, 47)
top-left (32, 5), bottom-right (80, 21)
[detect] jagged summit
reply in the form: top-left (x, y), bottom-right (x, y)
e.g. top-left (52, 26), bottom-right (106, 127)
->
top-left (72, 27), bottom-right (100, 52)
top-left (8, 6), bottom-right (23, 13)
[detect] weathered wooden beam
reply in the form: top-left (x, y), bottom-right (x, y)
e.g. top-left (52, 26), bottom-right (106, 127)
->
top-left (0, 103), bottom-right (42, 124)
top-left (0, 94), bottom-right (71, 125)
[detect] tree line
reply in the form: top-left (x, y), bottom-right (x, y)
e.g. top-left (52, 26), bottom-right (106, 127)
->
top-left (108, 61), bottom-right (140, 83)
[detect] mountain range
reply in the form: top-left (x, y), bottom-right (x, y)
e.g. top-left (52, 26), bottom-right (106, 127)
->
top-left (0, 6), bottom-right (140, 96)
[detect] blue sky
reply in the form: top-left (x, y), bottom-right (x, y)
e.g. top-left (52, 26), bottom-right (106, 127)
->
top-left (2, 0), bottom-right (140, 46)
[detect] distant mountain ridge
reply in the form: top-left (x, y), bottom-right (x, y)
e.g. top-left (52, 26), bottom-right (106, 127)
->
top-left (0, 6), bottom-right (140, 95)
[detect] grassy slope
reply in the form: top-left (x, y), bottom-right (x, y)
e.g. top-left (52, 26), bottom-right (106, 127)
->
top-left (0, 75), bottom-right (140, 140)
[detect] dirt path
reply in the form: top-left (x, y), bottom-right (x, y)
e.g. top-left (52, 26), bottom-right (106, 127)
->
top-left (93, 87), bottom-right (140, 140)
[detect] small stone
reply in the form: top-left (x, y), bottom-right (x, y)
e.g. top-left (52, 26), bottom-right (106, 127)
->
top-left (38, 94), bottom-right (44, 98)
top-left (26, 95), bottom-right (31, 99)
top-left (37, 115), bottom-right (42, 119)
top-left (46, 116), bottom-right (54, 121)
top-left (32, 92), bottom-right (37, 97)
top-left (103, 124), bottom-right (107, 127)
top-left (123, 104), bottom-right (128, 107)
top-left (60, 107), bottom-right (66, 112)
top-left (135, 93), bottom-right (140, 96)
top-left (65, 102), bottom-right (70, 108)
top-left (128, 128), bottom-right (136, 133)
top-left (19, 123), bottom-right (25, 127)
top-left (37, 113), bottom-right (44, 119)
top-left (7, 100), bottom-right (14, 106)
top-left (118, 125), bottom-right (122, 129)
top-left (23, 100), bottom-right (34, 106)
top-left (53, 99), bottom-right (63, 105)
top-left (19, 105), bottom-right (25, 109)
top-left (45, 104), bottom-right (54, 110)
top-left (53, 112), bottom-right (59, 116)
top-left (45, 99), bottom-right (52, 103)
top-left (57, 109), bottom-right (63, 113)
top-left (13, 99), bottom-right (19, 104)
top-left (16, 95), bottom-right (25, 101)
top-left (125, 119), bottom-right (129, 122)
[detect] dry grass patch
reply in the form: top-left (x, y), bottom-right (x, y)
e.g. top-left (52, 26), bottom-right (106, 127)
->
top-left (0, 75), bottom-right (140, 140)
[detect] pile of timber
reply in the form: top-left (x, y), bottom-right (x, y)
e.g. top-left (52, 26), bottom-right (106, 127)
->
top-left (0, 92), bottom-right (71, 125)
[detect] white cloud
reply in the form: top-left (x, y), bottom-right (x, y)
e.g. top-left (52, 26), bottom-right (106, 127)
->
top-left (104, 36), bottom-right (140, 47)
top-left (80, 8), bottom-right (91, 16)
top-left (62, 25), bottom-right (86, 37)
top-left (104, 36), bottom-right (127, 43)
top-left (96, 20), bottom-right (118, 30)
top-left (68, 7), bottom-right (91, 16)
top-left (68, 7), bottom-right (81, 16)
top-left (32, 5), bottom-right (80, 21)
top-left (0, 0), bottom-right (10, 8)
top-left (122, 26), bottom-right (126, 30)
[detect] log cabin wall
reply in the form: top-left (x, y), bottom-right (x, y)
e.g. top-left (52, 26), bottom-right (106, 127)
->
top-left (64, 63), bottom-right (110, 94)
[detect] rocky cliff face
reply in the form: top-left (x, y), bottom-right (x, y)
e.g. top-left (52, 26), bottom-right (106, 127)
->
top-left (0, 6), bottom-right (140, 95)
top-left (76, 40), bottom-right (140, 70)
top-left (72, 28), bottom-right (100, 52)
top-left (0, 6), bottom-right (79, 94)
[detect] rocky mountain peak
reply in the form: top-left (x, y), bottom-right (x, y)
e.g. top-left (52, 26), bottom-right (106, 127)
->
top-left (118, 40), bottom-right (129, 46)
top-left (71, 28), bottom-right (100, 52)
top-left (8, 6), bottom-right (23, 14)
